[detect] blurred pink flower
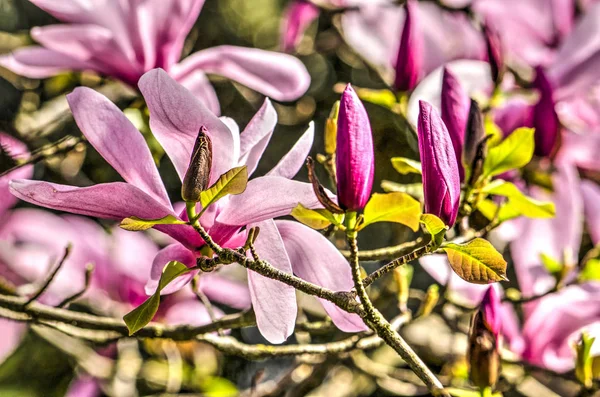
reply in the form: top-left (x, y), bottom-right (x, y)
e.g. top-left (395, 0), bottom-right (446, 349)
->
top-left (0, 133), bottom-right (33, 217)
top-left (0, 0), bottom-right (311, 114)
top-left (281, 0), bottom-right (320, 53)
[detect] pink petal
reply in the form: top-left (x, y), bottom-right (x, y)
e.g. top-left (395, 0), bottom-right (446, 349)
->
top-left (238, 98), bottom-right (277, 176)
top-left (0, 320), bottom-right (25, 363)
top-left (145, 243), bottom-right (197, 296)
top-left (276, 220), bottom-right (367, 332)
top-left (67, 87), bottom-right (171, 208)
top-left (581, 180), bottom-right (600, 244)
top-left (138, 69), bottom-right (237, 182)
top-left (31, 24), bottom-right (113, 62)
top-left (0, 133), bottom-right (32, 215)
top-left (200, 273), bottom-right (252, 310)
top-left (171, 45), bottom-right (310, 101)
top-left (0, 47), bottom-right (95, 79)
top-left (267, 122), bottom-right (314, 179)
top-left (162, 298), bottom-right (222, 327)
top-left (176, 70), bottom-right (221, 115)
top-left (247, 219), bottom-right (297, 344)
top-left (280, 0), bottom-right (320, 53)
top-left (215, 176), bottom-right (322, 226)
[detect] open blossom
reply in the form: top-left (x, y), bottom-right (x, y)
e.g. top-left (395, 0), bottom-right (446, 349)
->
top-left (417, 100), bottom-right (460, 226)
top-left (335, 84), bottom-right (374, 211)
top-left (9, 69), bottom-right (364, 343)
top-left (0, 0), bottom-right (311, 115)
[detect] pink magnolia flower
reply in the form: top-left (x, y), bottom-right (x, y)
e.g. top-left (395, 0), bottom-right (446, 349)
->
top-left (281, 0), bottom-right (320, 53)
top-left (336, 84), bottom-right (374, 211)
top-left (0, 0), bottom-right (311, 114)
top-left (417, 100), bottom-right (460, 226)
top-left (9, 69), bottom-right (364, 343)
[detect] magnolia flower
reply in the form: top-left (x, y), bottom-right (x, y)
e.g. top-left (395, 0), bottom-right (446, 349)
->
top-left (281, 0), bottom-right (320, 53)
top-left (440, 67), bottom-right (469, 181)
top-left (9, 69), bottom-right (364, 343)
top-left (532, 67), bottom-right (560, 157)
top-left (393, 0), bottom-right (422, 92)
top-left (0, 0), bottom-right (311, 114)
top-left (335, 84), bottom-right (374, 211)
top-left (417, 100), bottom-right (460, 226)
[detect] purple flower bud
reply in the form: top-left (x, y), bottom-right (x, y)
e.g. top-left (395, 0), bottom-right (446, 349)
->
top-left (281, 0), bottom-right (320, 53)
top-left (393, 0), bottom-right (422, 92)
top-left (336, 84), bottom-right (375, 211)
top-left (182, 126), bottom-right (212, 202)
top-left (468, 286), bottom-right (501, 389)
top-left (482, 21), bottom-right (504, 85)
top-left (464, 99), bottom-right (487, 183)
top-left (532, 67), bottom-right (560, 158)
top-left (418, 100), bottom-right (461, 226)
top-left (441, 67), bottom-right (470, 182)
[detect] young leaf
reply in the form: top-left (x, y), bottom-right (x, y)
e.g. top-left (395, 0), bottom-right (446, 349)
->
top-left (360, 192), bottom-right (421, 231)
top-left (477, 199), bottom-right (522, 222)
top-left (481, 180), bottom-right (555, 218)
top-left (420, 214), bottom-right (447, 247)
top-left (355, 87), bottom-right (398, 109)
top-left (540, 252), bottom-right (563, 275)
top-left (200, 166), bottom-right (248, 210)
top-left (381, 181), bottom-right (424, 200)
top-left (120, 215), bottom-right (186, 231)
top-left (442, 238), bottom-right (508, 284)
top-left (575, 333), bottom-right (596, 388)
top-left (580, 259), bottom-right (600, 282)
top-left (391, 157), bottom-right (422, 175)
top-left (123, 261), bottom-right (191, 335)
top-left (483, 127), bottom-right (534, 177)
top-left (291, 203), bottom-right (342, 230)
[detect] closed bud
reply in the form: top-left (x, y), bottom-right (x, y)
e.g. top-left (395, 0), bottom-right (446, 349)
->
top-left (441, 67), bottom-right (470, 182)
top-left (393, 0), bottom-right (422, 92)
top-left (336, 84), bottom-right (374, 211)
top-left (483, 21), bottom-right (504, 85)
top-left (182, 126), bottom-right (212, 202)
top-left (418, 100), bottom-right (461, 226)
top-left (468, 287), bottom-right (501, 390)
top-left (532, 66), bottom-right (560, 158)
top-left (464, 99), bottom-right (486, 169)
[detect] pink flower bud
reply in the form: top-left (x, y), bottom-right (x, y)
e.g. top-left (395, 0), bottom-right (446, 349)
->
top-left (336, 84), bottom-right (375, 211)
top-left (483, 21), bottom-right (504, 85)
top-left (441, 67), bottom-right (470, 181)
top-left (418, 100), bottom-right (460, 226)
top-left (532, 67), bottom-right (560, 158)
top-left (280, 0), bottom-right (320, 53)
top-left (393, 0), bottom-right (422, 92)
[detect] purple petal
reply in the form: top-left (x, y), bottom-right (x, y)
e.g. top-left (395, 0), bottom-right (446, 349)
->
top-left (394, 0), bottom-right (422, 91)
top-left (30, 24), bottom-right (113, 62)
top-left (176, 70), bottom-right (221, 115)
top-left (67, 87), bottom-right (171, 208)
top-left (532, 67), bottom-right (560, 158)
top-left (247, 219), bottom-right (297, 344)
top-left (277, 220), bottom-right (368, 332)
top-left (171, 45), bottom-right (310, 101)
top-left (280, 0), bottom-right (320, 53)
top-left (65, 376), bottom-right (101, 397)
top-left (215, 176), bottom-right (322, 226)
top-left (440, 67), bottom-right (469, 181)
top-left (138, 69), bottom-right (237, 182)
top-left (335, 84), bottom-right (374, 211)
top-left (267, 122), bottom-right (314, 179)
top-left (0, 47), bottom-right (96, 79)
top-left (145, 243), bottom-right (197, 296)
top-left (238, 98), bottom-right (277, 176)
top-left (162, 298), bottom-right (222, 327)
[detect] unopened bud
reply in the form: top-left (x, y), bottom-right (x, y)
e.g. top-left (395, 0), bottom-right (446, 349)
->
top-left (182, 126), bottom-right (212, 202)
top-left (482, 21), bottom-right (504, 85)
top-left (464, 100), bottom-right (485, 167)
top-left (468, 287), bottom-right (501, 390)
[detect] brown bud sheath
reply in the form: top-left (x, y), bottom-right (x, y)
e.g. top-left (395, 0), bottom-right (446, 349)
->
top-left (182, 126), bottom-right (212, 202)
top-left (306, 157), bottom-right (344, 214)
top-left (464, 99), bottom-right (485, 168)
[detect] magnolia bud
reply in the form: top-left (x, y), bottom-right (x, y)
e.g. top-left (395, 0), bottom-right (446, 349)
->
top-left (482, 21), bottom-right (504, 85)
top-left (393, 0), bottom-right (422, 92)
top-left (532, 67), bottom-right (560, 158)
top-left (182, 126), bottom-right (212, 202)
top-left (468, 287), bottom-right (501, 390)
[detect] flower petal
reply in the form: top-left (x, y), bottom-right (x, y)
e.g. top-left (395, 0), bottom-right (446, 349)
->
top-left (247, 219), bottom-right (297, 344)
top-left (145, 243), bottom-right (197, 296)
top-left (162, 298), bottom-right (222, 327)
top-left (67, 87), bottom-right (171, 208)
top-left (238, 98), bottom-right (277, 176)
top-left (200, 273), bottom-right (252, 310)
top-left (280, 0), bottom-right (320, 53)
top-left (581, 180), bottom-right (600, 244)
top-left (0, 133), bottom-right (33, 216)
top-left (171, 45), bottom-right (310, 101)
top-left (138, 69), bottom-right (237, 182)
top-left (0, 47), bottom-right (96, 79)
top-left (276, 220), bottom-right (367, 332)
top-left (267, 122), bottom-right (314, 179)
top-left (31, 24), bottom-right (113, 62)
top-left (215, 176), bottom-right (322, 226)
top-left (176, 70), bottom-right (221, 115)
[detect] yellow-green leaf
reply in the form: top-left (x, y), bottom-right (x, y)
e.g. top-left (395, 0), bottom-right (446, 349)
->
top-left (483, 127), bottom-right (534, 177)
top-left (381, 181), bottom-right (424, 200)
top-left (442, 238), bottom-right (508, 284)
top-left (120, 215), bottom-right (186, 231)
top-left (477, 199), bottom-right (522, 222)
top-left (200, 166), bottom-right (248, 210)
top-left (291, 203), bottom-right (342, 230)
top-left (575, 333), bottom-right (596, 388)
top-left (540, 252), bottom-right (563, 275)
top-left (325, 101), bottom-right (340, 155)
top-left (355, 87), bottom-right (397, 109)
top-left (391, 157), bottom-right (422, 175)
top-left (123, 261), bottom-right (191, 335)
top-left (360, 192), bottom-right (421, 231)
top-left (580, 259), bottom-right (600, 282)
top-left (481, 180), bottom-right (555, 218)
top-left (420, 214), bottom-right (447, 247)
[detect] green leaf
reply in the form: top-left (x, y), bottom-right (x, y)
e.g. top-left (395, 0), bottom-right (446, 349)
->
top-left (477, 199), bottom-right (522, 222)
top-left (483, 127), bottom-right (534, 177)
top-left (120, 215), bottom-right (186, 231)
top-left (381, 181), bottom-right (423, 200)
top-left (540, 253), bottom-right (563, 275)
top-left (391, 157), bottom-right (422, 175)
top-left (580, 259), bottom-right (600, 282)
top-left (420, 214), bottom-right (447, 247)
top-left (200, 166), bottom-right (248, 210)
top-left (442, 238), bottom-right (508, 284)
top-left (123, 261), bottom-right (191, 335)
top-left (481, 180), bottom-right (555, 218)
top-left (575, 332), bottom-right (596, 388)
top-left (355, 87), bottom-right (397, 109)
top-left (360, 192), bottom-right (421, 231)
top-left (291, 203), bottom-right (342, 230)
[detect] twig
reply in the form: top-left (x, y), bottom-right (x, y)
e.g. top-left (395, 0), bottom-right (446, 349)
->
top-left (57, 263), bottom-right (94, 308)
top-left (191, 276), bottom-right (224, 336)
top-left (24, 244), bottom-right (72, 307)
top-left (340, 238), bottom-right (423, 261)
top-left (362, 242), bottom-right (431, 287)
